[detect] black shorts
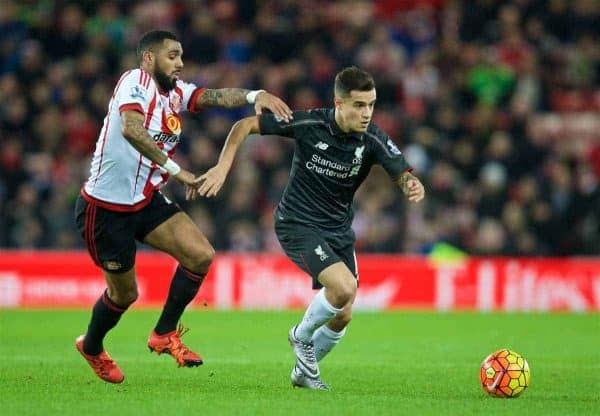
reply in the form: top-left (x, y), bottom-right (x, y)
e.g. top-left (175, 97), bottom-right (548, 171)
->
top-left (274, 218), bottom-right (358, 289)
top-left (74, 191), bottom-right (181, 273)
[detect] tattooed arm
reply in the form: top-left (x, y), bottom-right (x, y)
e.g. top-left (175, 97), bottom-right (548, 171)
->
top-left (121, 110), bottom-right (168, 165)
top-left (396, 171), bottom-right (425, 203)
top-left (121, 111), bottom-right (199, 196)
top-left (196, 88), bottom-right (251, 108)
top-left (195, 88), bottom-right (293, 121)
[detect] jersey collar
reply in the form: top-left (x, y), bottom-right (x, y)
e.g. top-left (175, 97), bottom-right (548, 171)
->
top-left (327, 109), bottom-right (364, 141)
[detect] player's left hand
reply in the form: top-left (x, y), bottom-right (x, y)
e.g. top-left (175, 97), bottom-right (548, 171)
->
top-left (196, 164), bottom-right (230, 198)
top-left (255, 91), bottom-right (293, 122)
top-left (406, 177), bottom-right (425, 203)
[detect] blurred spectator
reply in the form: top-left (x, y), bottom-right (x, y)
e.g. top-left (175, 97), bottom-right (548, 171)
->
top-left (1, 0), bottom-right (599, 256)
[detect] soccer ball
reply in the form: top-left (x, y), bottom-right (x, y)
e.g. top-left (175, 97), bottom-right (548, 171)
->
top-left (480, 349), bottom-right (530, 397)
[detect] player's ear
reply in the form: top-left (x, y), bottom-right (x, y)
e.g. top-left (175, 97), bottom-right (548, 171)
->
top-left (142, 50), bottom-right (153, 65)
top-left (334, 97), bottom-right (342, 108)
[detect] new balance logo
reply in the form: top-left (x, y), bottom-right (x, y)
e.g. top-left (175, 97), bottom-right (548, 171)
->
top-left (315, 245), bottom-right (328, 261)
top-left (315, 141), bottom-right (329, 150)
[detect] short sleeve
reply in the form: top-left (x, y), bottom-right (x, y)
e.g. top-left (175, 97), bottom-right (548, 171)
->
top-left (175, 80), bottom-right (204, 113)
top-left (367, 125), bottom-right (412, 180)
top-left (258, 110), bottom-right (312, 139)
top-left (115, 69), bottom-right (155, 115)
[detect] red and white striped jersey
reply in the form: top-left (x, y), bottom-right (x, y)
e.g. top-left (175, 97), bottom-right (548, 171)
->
top-left (82, 68), bottom-right (203, 211)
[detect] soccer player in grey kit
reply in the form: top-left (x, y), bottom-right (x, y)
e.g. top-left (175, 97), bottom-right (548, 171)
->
top-left (198, 67), bottom-right (425, 389)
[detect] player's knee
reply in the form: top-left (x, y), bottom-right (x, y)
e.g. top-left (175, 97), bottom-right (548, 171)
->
top-left (186, 245), bottom-right (215, 275)
top-left (206, 246), bottom-right (216, 263)
top-left (341, 275), bottom-right (357, 300)
top-left (328, 278), bottom-right (356, 307)
top-left (339, 285), bottom-right (356, 306)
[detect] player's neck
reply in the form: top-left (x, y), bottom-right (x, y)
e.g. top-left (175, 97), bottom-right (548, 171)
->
top-left (140, 62), bottom-right (152, 75)
top-left (334, 109), bottom-right (350, 133)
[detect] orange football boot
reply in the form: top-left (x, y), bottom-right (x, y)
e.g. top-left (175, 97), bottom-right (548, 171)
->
top-left (75, 335), bottom-right (124, 383)
top-left (148, 324), bottom-right (203, 367)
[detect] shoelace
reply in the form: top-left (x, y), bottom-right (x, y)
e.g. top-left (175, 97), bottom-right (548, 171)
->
top-left (91, 354), bottom-right (117, 376)
top-left (176, 322), bottom-right (190, 338)
top-left (170, 323), bottom-right (193, 358)
top-left (299, 341), bottom-right (317, 366)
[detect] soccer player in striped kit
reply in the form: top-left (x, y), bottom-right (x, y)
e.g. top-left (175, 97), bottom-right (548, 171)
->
top-left (74, 30), bottom-right (292, 383)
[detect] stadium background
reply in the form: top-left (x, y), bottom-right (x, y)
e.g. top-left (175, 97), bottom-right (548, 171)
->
top-left (0, 0), bottom-right (600, 311)
top-left (1, 0), bottom-right (599, 256)
top-left (1, 0), bottom-right (599, 311)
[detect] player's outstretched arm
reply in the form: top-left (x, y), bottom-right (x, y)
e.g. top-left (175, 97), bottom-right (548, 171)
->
top-left (196, 116), bottom-right (260, 198)
top-left (121, 110), bottom-right (200, 200)
top-left (195, 89), bottom-right (293, 121)
top-left (397, 171), bottom-right (425, 203)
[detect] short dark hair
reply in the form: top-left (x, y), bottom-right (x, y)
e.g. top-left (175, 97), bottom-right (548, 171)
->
top-left (137, 30), bottom-right (178, 61)
top-left (334, 66), bottom-right (375, 98)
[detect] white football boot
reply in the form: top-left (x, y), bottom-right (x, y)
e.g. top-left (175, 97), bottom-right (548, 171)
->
top-left (290, 364), bottom-right (329, 390)
top-left (288, 325), bottom-right (328, 390)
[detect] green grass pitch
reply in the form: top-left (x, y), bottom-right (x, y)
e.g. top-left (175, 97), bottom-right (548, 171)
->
top-left (0, 310), bottom-right (598, 415)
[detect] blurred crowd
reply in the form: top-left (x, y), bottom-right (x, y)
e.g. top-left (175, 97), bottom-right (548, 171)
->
top-left (1, 0), bottom-right (599, 255)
